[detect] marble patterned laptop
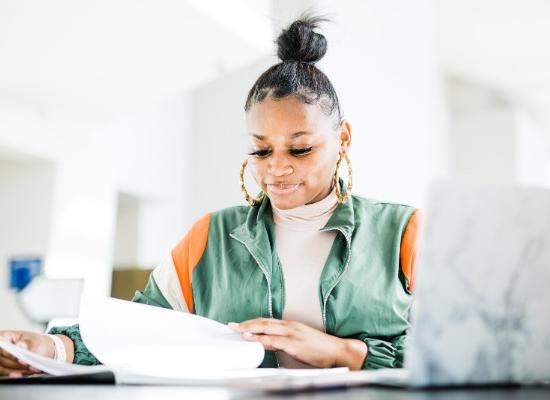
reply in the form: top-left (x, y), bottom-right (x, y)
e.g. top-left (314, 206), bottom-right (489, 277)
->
top-left (406, 181), bottom-right (550, 386)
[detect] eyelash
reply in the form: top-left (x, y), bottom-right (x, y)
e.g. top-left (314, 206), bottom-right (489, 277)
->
top-left (248, 147), bottom-right (313, 158)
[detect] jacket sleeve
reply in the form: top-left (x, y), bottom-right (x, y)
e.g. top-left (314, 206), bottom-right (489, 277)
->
top-left (400, 209), bottom-right (422, 293)
top-left (47, 272), bottom-right (172, 365)
top-left (357, 333), bottom-right (408, 369)
top-left (357, 209), bottom-right (422, 369)
top-left (47, 323), bottom-right (100, 366)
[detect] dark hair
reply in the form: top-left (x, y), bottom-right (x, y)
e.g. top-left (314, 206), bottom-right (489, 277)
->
top-left (244, 15), bottom-right (343, 127)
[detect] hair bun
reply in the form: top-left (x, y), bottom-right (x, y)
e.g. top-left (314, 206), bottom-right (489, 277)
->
top-left (276, 15), bottom-right (328, 64)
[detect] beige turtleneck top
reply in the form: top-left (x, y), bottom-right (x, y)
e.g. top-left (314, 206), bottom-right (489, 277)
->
top-left (271, 190), bottom-right (338, 368)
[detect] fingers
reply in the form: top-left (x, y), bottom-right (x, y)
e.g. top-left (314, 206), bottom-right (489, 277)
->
top-left (0, 365), bottom-right (34, 377)
top-left (242, 332), bottom-right (294, 354)
top-left (0, 347), bottom-right (19, 363)
top-left (0, 331), bottom-right (28, 361)
top-left (229, 318), bottom-right (294, 336)
top-left (0, 334), bottom-right (30, 371)
top-left (0, 331), bottom-right (43, 376)
top-left (0, 350), bottom-right (37, 375)
top-left (0, 354), bottom-right (26, 370)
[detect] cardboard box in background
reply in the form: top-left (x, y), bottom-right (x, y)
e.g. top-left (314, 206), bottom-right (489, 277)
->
top-left (111, 268), bottom-right (153, 301)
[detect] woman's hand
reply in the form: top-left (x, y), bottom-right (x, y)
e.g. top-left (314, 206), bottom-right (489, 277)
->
top-left (0, 330), bottom-right (61, 377)
top-left (229, 318), bottom-right (367, 370)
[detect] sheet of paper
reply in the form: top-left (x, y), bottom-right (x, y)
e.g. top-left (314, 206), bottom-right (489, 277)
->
top-left (78, 296), bottom-right (266, 377)
top-left (1, 297), bottom-right (353, 386)
top-left (227, 368), bottom-right (409, 390)
top-left (0, 336), bottom-right (351, 386)
top-left (0, 338), bottom-right (106, 376)
top-left (116, 367), bottom-right (350, 386)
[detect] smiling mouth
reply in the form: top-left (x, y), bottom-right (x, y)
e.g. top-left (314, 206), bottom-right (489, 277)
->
top-left (267, 183), bottom-right (302, 196)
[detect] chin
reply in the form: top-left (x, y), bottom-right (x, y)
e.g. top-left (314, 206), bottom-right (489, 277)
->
top-left (269, 196), bottom-right (304, 210)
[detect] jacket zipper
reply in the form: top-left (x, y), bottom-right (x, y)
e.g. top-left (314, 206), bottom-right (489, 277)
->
top-left (276, 258), bottom-right (285, 368)
top-left (230, 233), bottom-right (279, 367)
top-left (229, 233), bottom-right (273, 318)
top-left (278, 257), bottom-right (286, 316)
top-left (320, 227), bottom-right (351, 333)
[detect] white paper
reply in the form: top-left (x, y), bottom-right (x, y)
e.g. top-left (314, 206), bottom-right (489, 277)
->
top-left (0, 337), bottom-right (353, 387)
top-left (1, 297), bottom-right (355, 387)
top-left (0, 338), bottom-right (106, 376)
top-left (114, 367), bottom-right (350, 386)
top-left (78, 296), bottom-right (265, 377)
top-left (227, 368), bottom-right (408, 390)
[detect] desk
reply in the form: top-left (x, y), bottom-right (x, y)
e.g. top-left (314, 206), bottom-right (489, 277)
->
top-left (1, 385), bottom-right (550, 400)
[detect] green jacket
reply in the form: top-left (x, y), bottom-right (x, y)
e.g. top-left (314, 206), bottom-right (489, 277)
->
top-left (50, 193), bottom-right (419, 370)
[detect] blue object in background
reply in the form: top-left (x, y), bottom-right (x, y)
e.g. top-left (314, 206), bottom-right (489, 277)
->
top-left (9, 257), bottom-right (43, 291)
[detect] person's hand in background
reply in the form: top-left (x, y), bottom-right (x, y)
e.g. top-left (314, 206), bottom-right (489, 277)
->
top-left (0, 330), bottom-right (72, 377)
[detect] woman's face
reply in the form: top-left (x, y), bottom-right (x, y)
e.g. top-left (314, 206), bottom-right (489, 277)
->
top-left (245, 95), bottom-right (351, 210)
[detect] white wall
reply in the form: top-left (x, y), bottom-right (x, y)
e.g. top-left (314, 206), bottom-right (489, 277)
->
top-left (104, 96), bottom-right (191, 268)
top-left (514, 109), bottom-right (550, 186)
top-left (0, 94), bottom-right (191, 318)
top-left (446, 78), bottom-right (516, 181)
top-left (112, 193), bottom-right (140, 268)
top-left (189, 59), bottom-right (273, 219)
top-left (0, 157), bottom-right (54, 330)
top-left (446, 77), bottom-right (550, 186)
top-left (316, 0), bottom-right (449, 208)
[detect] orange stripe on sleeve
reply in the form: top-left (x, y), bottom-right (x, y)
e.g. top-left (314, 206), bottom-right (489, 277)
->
top-left (171, 214), bottom-right (211, 313)
top-left (400, 210), bottom-right (423, 293)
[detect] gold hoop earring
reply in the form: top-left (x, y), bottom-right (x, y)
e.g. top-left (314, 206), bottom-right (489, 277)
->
top-left (240, 159), bottom-right (265, 206)
top-left (333, 152), bottom-right (353, 204)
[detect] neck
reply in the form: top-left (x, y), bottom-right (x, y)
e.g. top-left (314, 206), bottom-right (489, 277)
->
top-left (272, 188), bottom-right (337, 231)
top-left (306, 183), bottom-right (334, 205)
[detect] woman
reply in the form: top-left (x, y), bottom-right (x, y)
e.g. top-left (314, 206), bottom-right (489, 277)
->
top-left (0, 16), bottom-right (420, 376)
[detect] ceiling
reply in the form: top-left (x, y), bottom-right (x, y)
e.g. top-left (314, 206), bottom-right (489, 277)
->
top-left (1, 0), bottom-right (549, 127)
top-left (0, 0), bottom-right (273, 119)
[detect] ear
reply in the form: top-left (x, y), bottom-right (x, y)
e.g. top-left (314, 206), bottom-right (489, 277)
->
top-left (339, 120), bottom-right (352, 154)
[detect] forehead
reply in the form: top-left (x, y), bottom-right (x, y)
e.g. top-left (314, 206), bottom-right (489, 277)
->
top-left (246, 95), bottom-right (334, 139)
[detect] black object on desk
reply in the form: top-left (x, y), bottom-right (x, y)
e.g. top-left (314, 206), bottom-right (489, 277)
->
top-left (0, 371), bottom-right (115, 385)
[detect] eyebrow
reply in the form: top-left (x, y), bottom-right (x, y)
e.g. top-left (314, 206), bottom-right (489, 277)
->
top-left (250, 131), bottom-right (311, 140)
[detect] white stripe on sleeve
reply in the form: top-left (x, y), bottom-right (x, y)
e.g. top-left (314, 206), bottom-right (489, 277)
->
top-left (152, 254), bottom-right (190, 313)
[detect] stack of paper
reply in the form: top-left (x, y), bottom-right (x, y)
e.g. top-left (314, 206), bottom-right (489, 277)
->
top-left (1, 296), bottom-right (371, 388)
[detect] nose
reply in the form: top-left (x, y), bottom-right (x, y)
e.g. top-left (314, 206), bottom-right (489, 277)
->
top-left (268, 152), bottom-right (293, 177)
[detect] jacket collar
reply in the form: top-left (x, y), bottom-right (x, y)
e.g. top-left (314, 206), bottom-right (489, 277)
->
top-left (230, 180), bottom-right (355, 262)
top-left (320, 178), bottom-right (355, 239)
top-left (320, 193), bottom-right (354, 239)
top-left (230, 196), bottom-right (276, 278)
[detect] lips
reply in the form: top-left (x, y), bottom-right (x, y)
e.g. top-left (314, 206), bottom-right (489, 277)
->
top-left (267, 183), bottom-right (302, 196)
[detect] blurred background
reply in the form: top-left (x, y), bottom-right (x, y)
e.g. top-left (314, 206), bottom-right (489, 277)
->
top-left (1, 0), bottom-right (549, 330)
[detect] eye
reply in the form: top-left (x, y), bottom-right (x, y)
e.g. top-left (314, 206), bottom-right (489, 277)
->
top-left (248, 148), bottom-right (271, 158)
top-left (289, 146), bottom-right (313, 156)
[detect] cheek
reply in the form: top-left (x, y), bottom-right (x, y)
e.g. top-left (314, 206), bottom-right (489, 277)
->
top-left (249, 159), bottom-right (265, 183)
top-left (301, 152), bottom-right (335, 182)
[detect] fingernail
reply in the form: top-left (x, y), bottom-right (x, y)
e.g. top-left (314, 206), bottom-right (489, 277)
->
top-left (243, 331), bottom-right (253, 339)
top-left (228, 322), bottom-right (239, 330)
top-left (15, 341), bottom-right (28, 350)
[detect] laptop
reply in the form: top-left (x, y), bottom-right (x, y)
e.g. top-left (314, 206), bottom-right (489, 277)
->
top-left (404, 180), bottom-right (550, 387)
